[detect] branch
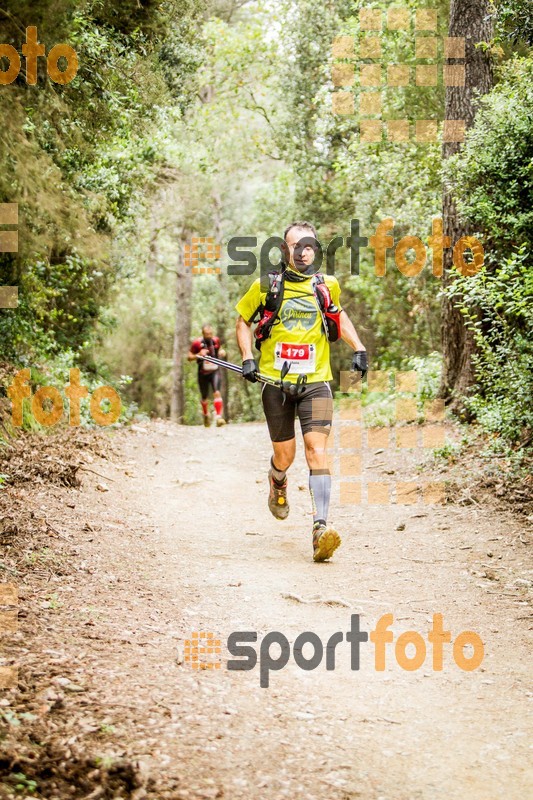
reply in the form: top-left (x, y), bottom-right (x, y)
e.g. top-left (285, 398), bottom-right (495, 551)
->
top-left (157, 265), bottom-right (179, 276)
top-left (0, 8), bottom-right (26, 37)
top-left (246, 88), bottom-right (276, 130)
top-left (223, 0), bottom-right (255, 24)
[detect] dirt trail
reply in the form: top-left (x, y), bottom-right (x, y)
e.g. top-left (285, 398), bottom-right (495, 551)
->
top-left (3, 420), bottom-right (532, 799)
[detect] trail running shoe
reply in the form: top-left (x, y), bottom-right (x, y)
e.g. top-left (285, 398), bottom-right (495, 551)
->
top-left (216, 416), bottom-right (226, 427)
top-left (268, 468), bottom-right (289, 520)
top-left (203, 414), bottom-right (211, 428)
top-left (312, 522), bottom-right (341, 562)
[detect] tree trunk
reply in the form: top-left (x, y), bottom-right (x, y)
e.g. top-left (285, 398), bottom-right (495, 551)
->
top-left (212, 192), bottom-right (230, 420)
top-left (439, 0), bottom-right (493, 414)
top-left (171, 233), bottom-right (193, 423)
top-left (146, 193), bottom-right (164, 280)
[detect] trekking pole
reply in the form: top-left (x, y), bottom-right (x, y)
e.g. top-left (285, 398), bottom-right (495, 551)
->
top-left (198, 355), bottom-right (303, 392)
top-left (198, 354), bottom-right (243, 375)
top-left (198, 354), bottom-right (283, 387)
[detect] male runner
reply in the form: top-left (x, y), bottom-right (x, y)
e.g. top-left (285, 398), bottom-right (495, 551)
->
top-left (235, 221), bottom-right (367, 562)
top-left (188, 325), bottom-right (226, 427)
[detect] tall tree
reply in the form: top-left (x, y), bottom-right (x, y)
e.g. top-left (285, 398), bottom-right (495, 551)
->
top-left (439, 0), bottom-right (494, 411)
top-left (171, 232), bottom-right (194, 423)
top-left (212, 192), bottom-right (230, 419)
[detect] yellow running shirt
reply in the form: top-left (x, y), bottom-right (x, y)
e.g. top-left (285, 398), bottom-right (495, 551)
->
top-left (235, 269), bottom-right (342, 384)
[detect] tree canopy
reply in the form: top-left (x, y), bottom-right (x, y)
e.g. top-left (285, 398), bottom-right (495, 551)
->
top-left (0, 0), bottom-right (531, 448)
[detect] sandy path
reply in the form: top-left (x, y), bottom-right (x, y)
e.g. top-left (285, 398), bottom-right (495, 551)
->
top-left (4, 419), bottom-right (531, 799)
top-left (66, 419), bottom-right (530, 800)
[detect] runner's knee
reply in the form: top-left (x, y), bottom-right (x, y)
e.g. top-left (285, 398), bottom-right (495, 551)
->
top-left (304, 443), bottom-right (328, 469)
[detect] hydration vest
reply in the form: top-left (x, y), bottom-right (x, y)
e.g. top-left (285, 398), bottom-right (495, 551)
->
top-left (253, 271), bottom-right (342, 351)
top-left (194, 336), bottom-right (220, 373)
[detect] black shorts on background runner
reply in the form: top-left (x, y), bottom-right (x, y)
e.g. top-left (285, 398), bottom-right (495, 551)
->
top-left (261, 381), bottom-right (333, 442)
top-left (198, 370), bottom-right (221, 399)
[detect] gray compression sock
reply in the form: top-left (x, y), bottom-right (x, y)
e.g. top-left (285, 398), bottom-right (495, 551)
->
top-left (309, 469), bottom-right (331, 524)
top-left (270, 457), bottom-right (287, 485)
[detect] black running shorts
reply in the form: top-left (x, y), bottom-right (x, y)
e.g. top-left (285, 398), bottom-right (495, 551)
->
top-left (261, 381), bottom-right (333, 442)
top-left (198, 370), bottom-right (221, 399)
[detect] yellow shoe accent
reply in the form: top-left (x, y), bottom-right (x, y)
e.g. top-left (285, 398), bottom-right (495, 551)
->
top-left (268, 468), bottom-right (289, 520)
top-left (313, 526), bottom-right (341, 562)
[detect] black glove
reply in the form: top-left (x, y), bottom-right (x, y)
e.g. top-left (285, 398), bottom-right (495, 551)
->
top-left (351, 351), bottom-right (368, 379)
top-left (242, 359), bottom-right (259, 383)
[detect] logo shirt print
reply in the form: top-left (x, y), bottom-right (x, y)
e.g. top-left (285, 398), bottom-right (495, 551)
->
top-left (280, 296), bottom-right (318, 332)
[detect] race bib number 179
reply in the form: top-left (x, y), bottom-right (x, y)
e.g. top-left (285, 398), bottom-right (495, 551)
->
top-left (274, 343), bottom-right (316, 374)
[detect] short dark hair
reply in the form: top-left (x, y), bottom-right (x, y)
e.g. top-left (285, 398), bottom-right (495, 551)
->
top-left (283, 221), bottom-right (317, 242)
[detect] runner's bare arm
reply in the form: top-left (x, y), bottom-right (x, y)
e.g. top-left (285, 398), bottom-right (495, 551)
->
top-left (188, 346), bottom-right (207, 361)
top-left (236, 315), bottom-right (254, 360)
top-left (339, 310), bottom-right (366, 352)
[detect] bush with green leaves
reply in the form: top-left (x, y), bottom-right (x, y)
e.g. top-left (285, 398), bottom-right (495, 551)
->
top-left (336, 351), bottom-right (442, 429)
top-left (446, 248), bottom-right (533, 444)
top-left (444, 56), bottom-right (533, 445)
top-left (446, 57), bottom-right (533, 261)
top-left (0, 350), bottom-right (136, 432)
top-left (493, 0), bottom-right (533, 46)
top-left (0, 0), bottom-right (206, 366)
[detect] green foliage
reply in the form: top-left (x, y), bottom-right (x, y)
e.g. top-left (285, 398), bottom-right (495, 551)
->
top-left (0, 0), bottom-right (206, 365)
top-left (446, 58), bottom-right (533, 259)
top-left (339, 352), bottom-right (442, 429)
top-left (268, 0), bottom-right (447, 375)
top-left (0, 350), bottom-right (135, 431)
top-left (8, 771), bottom-right (38, 794)
top-left (445, 57), bottom-right (533, 445)
top-left (94, 0), bottom-right (448, 419)
top-left (2, 0), bottom-right (529, 436)
top-left (447, 248), bottom-right (533, 443)
top-left (97, 280), bottom-right (175, 418)
top-left (405, 352), bottom-right (443, 401)
top-left (493, 0), bottom-right (533, 46)
top-left (432, 442), bottom-right (461, 462)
